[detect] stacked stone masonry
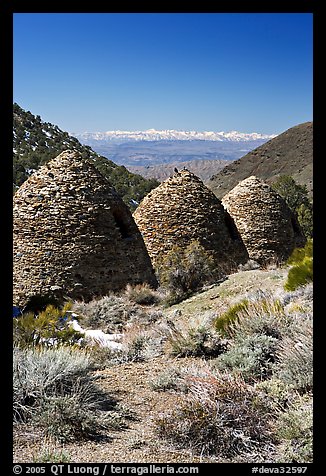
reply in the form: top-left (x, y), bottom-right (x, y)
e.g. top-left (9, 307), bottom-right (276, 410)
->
top-left (222, 175), bottom-right (306, 265)
top-left (133, 169), bottom-right (249, 273)
top-left (13, 150), bottom-right (157, 308)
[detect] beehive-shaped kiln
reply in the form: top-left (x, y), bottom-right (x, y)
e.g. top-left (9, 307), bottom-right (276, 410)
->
top-left (222, 176), bottom-right (306, 264)
top-left (13, 150), bottom-right (157, 308)
top-left (133, 169), bottom-right (248, 272)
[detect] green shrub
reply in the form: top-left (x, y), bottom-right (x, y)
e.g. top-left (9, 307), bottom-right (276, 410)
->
top-left (13, 302), bottom-right (82, 348)
top-left (286, 239), bottom-right (313, 266)
top-left (256, 378), bottom-right (293, 410)
top-left (284, 240), bottom-right (313, 291)
top-left (274, 395), bottom-right (313, 463)
top-left (156, 240), bottom-right (217, 305)
top-left (271, 175), bottom-right (313, 239)
top-left (154, 369), bottom-right (272, 457)
top-left (149, 368), bottom-right (186, 392)
top-left (296, 203), bottom-right (313, 239)
top-left (215, 294), bottom-right (288, 339)
top-left (215, 334), bottom-right (278, 383)
top-left (284, 257), bottom-right (313, 291)
top-left (229, 295), bottom-right (290, 340)
top-left (214, 299), bottom-right (249, 336)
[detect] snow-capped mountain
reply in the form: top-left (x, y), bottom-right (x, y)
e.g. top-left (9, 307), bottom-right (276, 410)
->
top-left (73, 128), bottom-right (276, 143)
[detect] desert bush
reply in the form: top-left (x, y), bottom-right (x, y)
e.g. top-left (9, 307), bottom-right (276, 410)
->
top-left (149, 368), bottom-right (186, 392)
top-left (274, 395), bottom-right (313, 463)
top-left (156, 240), bottom-right (218, 305)
top-left (35, 394), bottom-right (106, 443)
top-left (284, 257), bottom-right (313, 292)
top-left (280, 283), bottom-right (313, 321)
top-left (284, 240), bottom-right (313, 291)
top-left (256, 378), bottom-right (293, 410)
top-left (230, 294), bottom-right (291, 340)
top-left (13, 302), bottom-right (82, 348)
top-left (214, 333), bottom-right (278, 383)
top-left (154, 368), bottom-right (272, 457)
top-left (164, 317), bottom-right (228, 358)
top-left (72, 295), bottom-right (135, 332)
top-left (276, 319), bottom-right (313, 392)
top-left (101, 321), bottom-right (165, 364)
top-left (13, 345), bottom-right (120, 442)
top-left (286, 239), bottom-right (313, 266)
top-left (14, 346), bottom-right (101, 421)
top-left (124, 283), bottom-right (162, 305)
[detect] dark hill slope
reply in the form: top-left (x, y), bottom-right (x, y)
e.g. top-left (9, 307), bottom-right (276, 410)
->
top-left (13, 103), bottom-right (159, 209)
top-left (207, 122), bottom-right (313, 199)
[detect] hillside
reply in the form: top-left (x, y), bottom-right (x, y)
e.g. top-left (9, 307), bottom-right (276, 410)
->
top-left (127, 158), bottom-right (227, 182)
top-left (13, 266), bottom-right (313, 463)
top-left (207, 122), bottom-right (313, 199)
top-left (13, 103), bottom-right (159, 209)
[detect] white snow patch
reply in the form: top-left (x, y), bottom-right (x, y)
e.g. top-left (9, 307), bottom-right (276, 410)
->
top-left (70, 319), bottom-right (124, 350)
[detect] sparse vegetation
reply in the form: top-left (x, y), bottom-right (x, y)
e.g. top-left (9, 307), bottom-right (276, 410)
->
top-left (154, 368), bottom-right (272, 457)
top-left (274, 395), bottom-right (313, 463)
top-left (124, 283), bottom-right (162, 305)
top-left (156, 240), bottom-right (218, 305)
top-left (13, 267), bottom-right (313, 463)
top-left (276, 319), bottom-right (313, 392)
top-left (164, 315), bottom-right (228, 358)
top-left (284, 240), bottom-right (313, 291)
top-left (31, 439), bottom-right (71, 463)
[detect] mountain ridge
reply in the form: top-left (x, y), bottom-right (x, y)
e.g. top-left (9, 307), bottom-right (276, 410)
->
top-left (207, 122), bottom-right (313, 199)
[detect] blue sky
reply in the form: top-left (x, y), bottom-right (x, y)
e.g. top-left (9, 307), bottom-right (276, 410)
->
top-left (13, 13), bottom-right (313, 135)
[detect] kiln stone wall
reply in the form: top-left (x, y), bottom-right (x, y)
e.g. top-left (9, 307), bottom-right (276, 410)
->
top-left (222, 176), bottom-right (306, 265)
top-left (133, 169), bottom-right (248, 273)
top-left (13, 150), bottom-right (157, 308)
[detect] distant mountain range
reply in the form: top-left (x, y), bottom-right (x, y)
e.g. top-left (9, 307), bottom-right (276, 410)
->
top-left (73, 129), bottom-right (275, 168)
top-left (73, 128), bottom-right (276, 143)
top-left (208, 122), bottom-right (313, 199)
